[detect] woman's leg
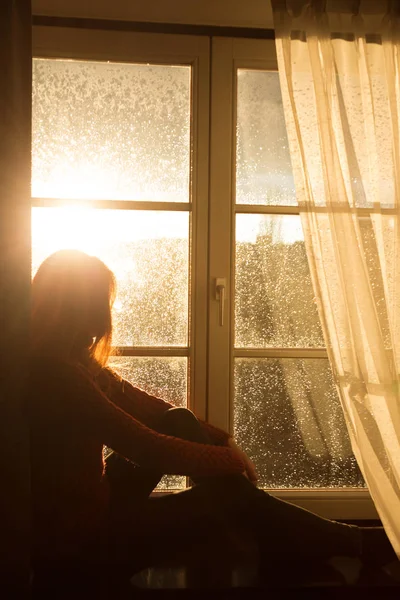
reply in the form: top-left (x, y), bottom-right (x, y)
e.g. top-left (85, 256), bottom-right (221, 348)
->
top-left (107, 407), bottom-right (250, 574)
top-left (157, 410), bottom-right (379, 562)
top-left (108, 408), bottom-right (397, 573)
top-left (105, 406), bottom-right (212, 509)
top-left (104, 407), bottom-right (206, 508)
top-left (160, 406), bottom-right (213, 444)
top-left (155, 409), bottom-right (397, 567)
top-left (105, 450), bottom-right (162, 511)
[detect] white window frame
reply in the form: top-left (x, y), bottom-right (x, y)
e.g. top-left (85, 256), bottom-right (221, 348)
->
top-left (31, 25), bottom-right (211, 420)
top-left (208, 37), bottom-right (376, 519)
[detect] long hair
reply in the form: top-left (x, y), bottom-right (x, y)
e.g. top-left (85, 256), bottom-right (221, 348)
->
top-left (31, 250), bottom-right (116, 368)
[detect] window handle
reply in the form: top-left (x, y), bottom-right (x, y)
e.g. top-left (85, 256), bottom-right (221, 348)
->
top-left (215, 278), bottom-right (226, 327)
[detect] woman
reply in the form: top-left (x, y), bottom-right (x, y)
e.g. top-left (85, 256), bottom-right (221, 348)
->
top-left (27, 250), bottom-right (397, 584)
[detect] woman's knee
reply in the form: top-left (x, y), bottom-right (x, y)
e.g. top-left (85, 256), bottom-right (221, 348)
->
top-left (164, 407), bottom-right (197, 422)
top-left (162, 407), bottom-right (199, 431)
top-left (161, 407), bottom-right (210, 444)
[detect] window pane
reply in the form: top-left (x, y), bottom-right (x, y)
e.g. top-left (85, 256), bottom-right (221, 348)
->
top-left (236, 70), bottom-right (296, 206)
top-left (235, 214), bottom-right (324, 348)
top-left (234, 358), bottom-right (364, 488)
top-left (32, 207), bottom-right (189, 346)
top-left (110, 357), bottom-right (187, 408)
top-left (110, 356), bottom-right (187, 490)
top-left (32, 59), bottom-right (191, 201)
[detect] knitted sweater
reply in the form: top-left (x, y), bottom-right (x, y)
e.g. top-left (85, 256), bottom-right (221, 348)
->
top-left (26, 358), bottom-right (244, 559)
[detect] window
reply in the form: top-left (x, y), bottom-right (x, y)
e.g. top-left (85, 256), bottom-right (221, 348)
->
top-left (32, 28), bottom-right (373, 517)
top-left (234, 70), bottom-right (362, 489)
top-left (31, 27), bottom-right (210, 489)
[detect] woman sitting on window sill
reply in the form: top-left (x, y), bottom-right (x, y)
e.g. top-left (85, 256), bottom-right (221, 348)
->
top-left (27, 249), bottom-right (398, 585)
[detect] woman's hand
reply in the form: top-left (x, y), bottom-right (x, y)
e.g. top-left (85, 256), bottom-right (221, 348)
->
top-left (228, 438), bottom-right (258, 483)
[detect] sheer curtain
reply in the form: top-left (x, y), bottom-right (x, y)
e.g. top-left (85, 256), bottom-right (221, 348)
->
top-left (0, 0), bottom-right (32, 591)
top-left (271, 0), bottom-right (400, 554)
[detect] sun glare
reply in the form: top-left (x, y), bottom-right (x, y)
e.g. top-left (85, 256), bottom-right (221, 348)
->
top-left (32, 162), bottom-right (144, 201)
top-left (31, 205), bottom-right (189, 277)
top-left (31, 204), bottom-right (303, 280)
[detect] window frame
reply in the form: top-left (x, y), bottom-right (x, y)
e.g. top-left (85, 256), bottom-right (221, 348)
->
top-left (208, 37), bottom-right (376, 519)
top-left (32, 25), bottom-right (211, 420)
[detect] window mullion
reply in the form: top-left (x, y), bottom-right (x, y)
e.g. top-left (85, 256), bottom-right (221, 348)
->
top-left (188, 42), bottom-right (210, 421)
top-left (236, 204), bottom-right (300, 215)
top-left (207, 37), bottom-right (235, 433)
top-left (31, 198), bottom-right (191, 211)
top-left (234, 348), bottom-right (328, 359)
top-left (113, 347), bottom-right (189, 357)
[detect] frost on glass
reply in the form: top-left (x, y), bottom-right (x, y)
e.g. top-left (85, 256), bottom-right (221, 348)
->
top-left (32, 208), bottom-right (189, 346)
top-left (234, 358), bottom-right (365, 488)
top-left (32, 59), bottom-right (191, 201)
top-left (235, 214), bottom-right (324, 348)
top-left (110, 356), bottom-right (188, 490)
top-left (236, 70), bottom-right (296, 206)
top-left (110, 357), bottom-right (187, 407)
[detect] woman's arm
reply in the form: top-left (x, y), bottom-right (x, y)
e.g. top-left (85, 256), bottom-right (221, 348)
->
top-left (96, 368), bottom-right (232, 446)
top-left (95, 368), bottom-right (174, 428)
top-left (34, 362), bottom-right (245, 479)
top-left (227, 438), bottom-right (258, 483)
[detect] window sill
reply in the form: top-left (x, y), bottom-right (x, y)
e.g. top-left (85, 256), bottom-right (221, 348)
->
top-left (152, 487), bottom-right (377, 521)
top-left (270, 488), bottom-right (378, 521)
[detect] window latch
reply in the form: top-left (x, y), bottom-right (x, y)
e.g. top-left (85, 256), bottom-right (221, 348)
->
top-left (215, 278), bottom-right (226, 327)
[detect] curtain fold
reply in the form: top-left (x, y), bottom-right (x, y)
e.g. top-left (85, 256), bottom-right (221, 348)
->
top-left (0, 0), bottom-right (32, 591)
top-left (272, 0), bottom-right (400, 554)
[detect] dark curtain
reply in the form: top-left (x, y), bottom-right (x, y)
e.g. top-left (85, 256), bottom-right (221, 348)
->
top-left (0, 0), bottom-right (32, 594)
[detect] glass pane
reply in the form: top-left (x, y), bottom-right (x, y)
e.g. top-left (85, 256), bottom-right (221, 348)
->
top-left (236, 70), bottom-right (296, 206)
top-left (32, 59), bottom-right (191, 201)
top-left (32, 207), bottom-right (189, 346)
top-left (234, 358), bottom-right (365, 488)
top-left (235, 214), bottom-right (324, 348)
top-left (110, 357), bottom-right (187, 408)
top-left (110, 356), bottom-right (187, 490)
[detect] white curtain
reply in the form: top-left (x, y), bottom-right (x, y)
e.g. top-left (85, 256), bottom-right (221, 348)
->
top-left (271, 0), bottom-right (400, 554)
